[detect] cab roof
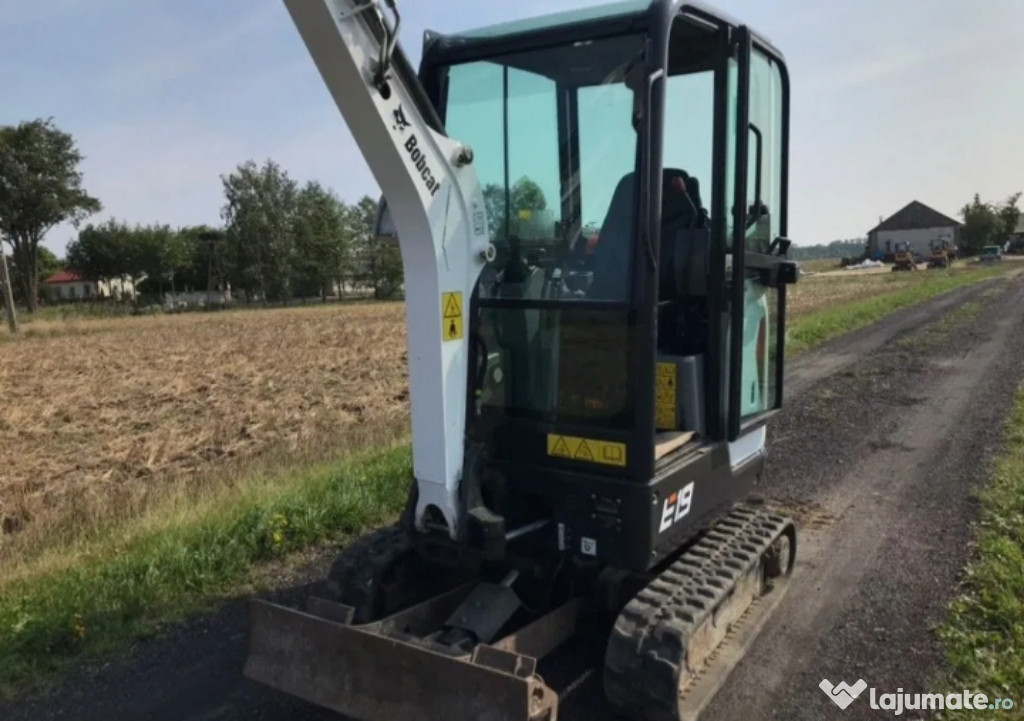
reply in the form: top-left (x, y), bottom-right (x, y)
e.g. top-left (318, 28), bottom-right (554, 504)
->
top-left (438, 0), bottom-right (780, 58)
top-left (455, 0), bottom-right (650, 39)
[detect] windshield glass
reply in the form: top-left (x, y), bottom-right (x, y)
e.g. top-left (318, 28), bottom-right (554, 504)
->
top-left (442, 34), bottom-right (644, 426)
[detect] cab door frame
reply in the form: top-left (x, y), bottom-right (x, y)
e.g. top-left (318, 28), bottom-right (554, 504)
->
top-left (726, 26), bottom-right (796, 443)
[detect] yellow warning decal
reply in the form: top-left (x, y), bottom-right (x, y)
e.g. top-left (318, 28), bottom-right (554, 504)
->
top-left (655, 362), bottom-right (677, 430)
top-left (441, 291), bottom-right (463, 341)
top-left (547, 434), bottom-right (626, 467)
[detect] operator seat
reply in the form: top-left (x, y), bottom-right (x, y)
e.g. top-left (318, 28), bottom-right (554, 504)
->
top-left (587, 168), bottom-right (707, 301)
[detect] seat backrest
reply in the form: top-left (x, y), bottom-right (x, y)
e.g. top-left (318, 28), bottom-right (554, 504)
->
top-left (588, 169), bottom-right (706, 300)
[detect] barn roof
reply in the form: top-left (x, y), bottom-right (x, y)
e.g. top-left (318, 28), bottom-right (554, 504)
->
top-left (44, 270), bottom-right (87, 284)
top-left (867, 200), bottom-right (962, 235)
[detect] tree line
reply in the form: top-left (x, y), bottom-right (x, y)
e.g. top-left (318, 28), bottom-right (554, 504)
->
top-left (789, 239), bottom-right (867, 261)
top-left (2, 116), bottom-right (1023, 315)
top-left (0, 118), bottom-right (400, 314)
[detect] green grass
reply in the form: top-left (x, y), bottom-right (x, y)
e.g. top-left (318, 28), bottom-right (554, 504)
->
top-left (934, 387), bottom-right (1024, 716)
top-left (787, 266), bottom-right (1013, 356)
top-left (0, 445), bottom-right (411, 699)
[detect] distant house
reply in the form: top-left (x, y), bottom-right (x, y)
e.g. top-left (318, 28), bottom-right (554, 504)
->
top-left (1008, 217), bottom-right (1024, 254)
top-left (866, 201), bottom-right (962, 260)
top-left (43, 271), bottom-right (137, 301)
top-left (1009, 216), bottom-right (1024, 241)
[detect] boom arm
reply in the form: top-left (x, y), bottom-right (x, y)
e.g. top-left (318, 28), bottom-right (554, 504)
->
top-left (283, 0), bottom-right (491, 539)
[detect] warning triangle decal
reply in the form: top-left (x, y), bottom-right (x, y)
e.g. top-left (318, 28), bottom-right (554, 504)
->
top-left (443, 294), bottom-right (461, 318)
top-left (551, 437), bottom-right (572, 457)
top-left (574, 439), bottom-right (595, 461)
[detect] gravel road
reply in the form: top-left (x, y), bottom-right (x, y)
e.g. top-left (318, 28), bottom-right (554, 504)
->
top-left (4, 272), bottom-right (1023, 721)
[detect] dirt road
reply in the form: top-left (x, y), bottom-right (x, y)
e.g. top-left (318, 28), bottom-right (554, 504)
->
top-left (4, 272), bottom-right (1024, 721)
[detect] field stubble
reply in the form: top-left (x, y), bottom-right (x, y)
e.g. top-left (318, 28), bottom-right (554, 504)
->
top-left (0, 303), bottom-right (410, 569)
top-left (0, 265), bottom-right (1008, 576)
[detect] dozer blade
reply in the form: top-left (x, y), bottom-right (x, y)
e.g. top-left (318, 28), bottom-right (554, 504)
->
top-left (245, 588), bottom-right (562, 721)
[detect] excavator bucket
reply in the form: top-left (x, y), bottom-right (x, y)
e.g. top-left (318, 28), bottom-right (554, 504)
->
top-left (244, 584), bottom-right (573, 721)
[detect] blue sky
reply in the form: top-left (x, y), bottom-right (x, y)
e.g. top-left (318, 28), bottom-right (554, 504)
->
top-left (2, 0), bottom-right (1022, 256)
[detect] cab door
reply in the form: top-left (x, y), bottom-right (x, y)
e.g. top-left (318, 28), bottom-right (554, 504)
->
top-left (726, 29), bottom-right (796, 445)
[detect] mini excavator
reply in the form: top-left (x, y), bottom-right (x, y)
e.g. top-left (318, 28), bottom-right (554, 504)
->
top-left (245, 2), bottom-right (799, 719)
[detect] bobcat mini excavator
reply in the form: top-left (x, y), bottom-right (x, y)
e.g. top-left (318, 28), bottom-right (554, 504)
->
top-left (245, 2), bottom-right (799, 719)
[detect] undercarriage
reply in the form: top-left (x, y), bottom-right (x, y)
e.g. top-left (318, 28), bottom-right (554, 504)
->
top-left (246, 506), bottom-right (795, 721)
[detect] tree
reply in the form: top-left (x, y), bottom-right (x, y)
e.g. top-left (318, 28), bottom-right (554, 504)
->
top-left (66, 218), bottom-right (132, 292)
top-left (8, 245), bottom-right (60, 304)
top-left (960, 194), bottom-right (1009, 256)
top-left (0, 118), bottom-right (102, 311)
top-left (173, 225), bottom-right (226, 294)
top-left (292, 181), bottom-right (349, 301)
top-left (134, 223), bottom-right (189, 297)
top-left (221, 159), bottom-right (298, 303)
top-left (482, 183), bottom-right (507, 241)
top-left (347, 196), bottom-right (400, 299)
top-left (511, 177), bottom-right (547, 213)
top-left (997, 192), bottom-right (1021, 246)
top-left (480, 178), bottom-right (548, 241)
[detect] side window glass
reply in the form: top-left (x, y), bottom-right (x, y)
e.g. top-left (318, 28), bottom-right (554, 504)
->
top-left (506, 68), bottom-right (560, 241)
top-left (577, 83), bottom-right (637, 239)
top-left (662, 71), bottom-right (714, 212)
top-left (445, 62), bottom-right (506, 240)
top-left (745, 50), bottom-right (782, 254)
top-left (739, 48), bottom-right (785, 421)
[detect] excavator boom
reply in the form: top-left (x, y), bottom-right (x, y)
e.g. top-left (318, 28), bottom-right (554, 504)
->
top-left (283, 0), bottom-right (490, 539)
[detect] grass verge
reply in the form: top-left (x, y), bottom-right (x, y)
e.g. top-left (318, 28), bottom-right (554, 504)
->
top-left (787, 266), bottom-right (1013, 356)
top-left (934, 386), bottom-right (1024, 715)
top-left (0, 445), bottom-right (411, 700)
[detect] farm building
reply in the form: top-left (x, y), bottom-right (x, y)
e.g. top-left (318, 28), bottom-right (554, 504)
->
top-left (1007, 216), bottom-right (1024, 253)
top-left (43, 270), bottom-right (138, 301)
top-left (865, 200), bottom-right (962, 260)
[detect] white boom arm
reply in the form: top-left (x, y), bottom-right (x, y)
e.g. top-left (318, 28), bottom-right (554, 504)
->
top-left (283, 0), bottom-right (491, 539)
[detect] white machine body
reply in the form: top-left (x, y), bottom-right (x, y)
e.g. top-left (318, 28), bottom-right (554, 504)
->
top-left (283, 0), bottom-right (490, 538)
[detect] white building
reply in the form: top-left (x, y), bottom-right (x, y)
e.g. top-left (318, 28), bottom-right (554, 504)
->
top-left (866, 201), bottom-right (962, 261)
top-left (43, 270), bottom-right (137, 301)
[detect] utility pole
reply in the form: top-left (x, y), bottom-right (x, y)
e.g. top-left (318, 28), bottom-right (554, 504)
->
top-left (198, 230), bottom-right (225, 309)
top-left (0, 247), bottom-right (18, 334)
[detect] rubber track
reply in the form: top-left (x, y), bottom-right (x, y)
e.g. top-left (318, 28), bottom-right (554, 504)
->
top-left (326, 523), bottom-right (410, 624)
top-left (603, 505), bottom-right (793, 721)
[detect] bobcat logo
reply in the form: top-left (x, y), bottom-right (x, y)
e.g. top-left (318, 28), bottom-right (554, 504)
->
top-left (392, 105), bottom-right (410, 133)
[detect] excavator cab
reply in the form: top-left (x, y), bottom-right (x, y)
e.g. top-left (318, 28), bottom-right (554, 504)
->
top-left (411, 1), bottom-right (797, 571)
top-left (246, 3), bottom-right (798, 720)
